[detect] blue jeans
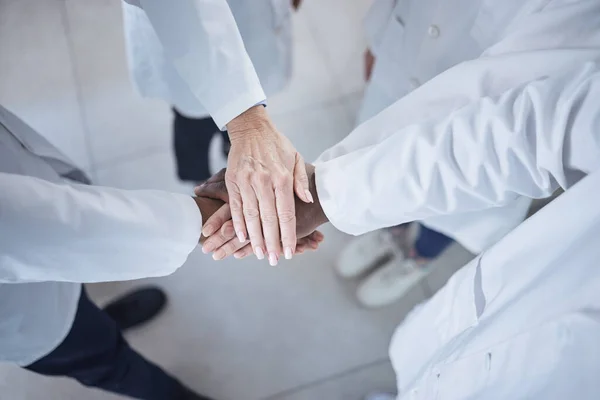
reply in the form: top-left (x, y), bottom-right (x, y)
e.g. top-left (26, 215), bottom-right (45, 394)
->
top-left (414, 224), bottom-right (454, 259)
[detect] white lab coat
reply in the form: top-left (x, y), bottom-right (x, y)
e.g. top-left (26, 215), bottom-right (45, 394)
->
top-left (382, 62), bottom-right (600, 395)
top-left (390, 170), bottom-right (600, 399)
top-left (0, 106), bottom-right (202, 365)
top-left (123, 0), bottom-right (291, 120)
top-left (314, 3), bottom-right (600, 395)
top-left (316, 0), bottom-right (600, 253)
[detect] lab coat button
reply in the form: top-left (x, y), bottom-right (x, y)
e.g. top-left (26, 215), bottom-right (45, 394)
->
top-left (428, 25), bottom-right (440, 38)
top-left (409, 77), bottom-right (421, 89)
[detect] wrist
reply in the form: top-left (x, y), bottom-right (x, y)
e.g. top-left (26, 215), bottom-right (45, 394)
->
top-left (194, 197), bottom-right (207, 243)
top-left (194, 197), bottom-right (224, 243)
top-left (307, 165), bottom-right (328, 226)
top-left (226, 105), bottom-right (272, 141)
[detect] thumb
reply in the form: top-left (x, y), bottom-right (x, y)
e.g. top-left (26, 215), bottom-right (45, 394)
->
top-left (194, 181), bottom-right (229, 202)
top-left (201, 203), bottom-right (232, 237)
top-left (293, 153), bottom-right (313, 204)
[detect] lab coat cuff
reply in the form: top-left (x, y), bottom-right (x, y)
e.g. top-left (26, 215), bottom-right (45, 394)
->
top-left (174, 194), bottom-right (203, 258)
top-left (211, 88), bottom-right (267, 130)
top-left (315, 162), bottom-right (362, 236)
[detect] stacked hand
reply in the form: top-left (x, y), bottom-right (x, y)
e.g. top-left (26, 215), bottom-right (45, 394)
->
top-left (226, 106), bottom-right (313, 265)
top-left (194, 163), bottom-right (329, 264)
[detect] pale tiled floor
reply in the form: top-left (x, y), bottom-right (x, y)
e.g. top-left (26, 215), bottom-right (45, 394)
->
top-left (0, 1), bottom-right (473, 399)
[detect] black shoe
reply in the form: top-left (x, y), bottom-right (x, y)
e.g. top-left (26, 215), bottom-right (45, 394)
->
top-left (180, 385), bottom-right (216, 400)
top-left (103, 286), bottom-right (167, 331)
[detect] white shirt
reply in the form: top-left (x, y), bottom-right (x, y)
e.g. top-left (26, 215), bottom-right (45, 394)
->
top-left (315, 0), bottom-right (600, 252)
top-left (0, 106), bottom-right (202, 365)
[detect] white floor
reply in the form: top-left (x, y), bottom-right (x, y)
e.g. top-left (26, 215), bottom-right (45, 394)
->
top-left (0, 1), bottom-right (473, 399)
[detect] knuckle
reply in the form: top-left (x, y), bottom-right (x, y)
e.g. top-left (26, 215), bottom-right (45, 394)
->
top-left (255, 170), bottom-right (270, 186)
top-left (217, 230), bottom-right (229, 242)
top-left (222, 222), bottom-right (235, 238)
top-left (274, 173), bottom-right (292, 188)
top-left (277, 211), bottom-right (296, 224)
top-left (229, 197), bottom-right (243, 210)
top-left (261, 214), bottom-right (279, 225)
top-left (241, 170), bottom-right (254, 182)
top-left (243, 207), bottom-right (260, 219)
top-left (224, 241), bottom-right (237, 255)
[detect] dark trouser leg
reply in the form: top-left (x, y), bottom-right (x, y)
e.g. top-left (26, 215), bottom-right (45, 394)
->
top-left (413, 224), bottom-right (454, 259)
top-left (25, 289), bottom-right (185, 400)
top-left (172, 108), bottom-right (221, 182)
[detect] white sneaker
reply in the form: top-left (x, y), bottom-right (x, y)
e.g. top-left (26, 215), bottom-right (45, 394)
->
top-left (336, 230), bottom-right (404, 279)
top-left (364, 393), bottom-right (396, 400)
top-left (357, 258), bottom-right (432, 308)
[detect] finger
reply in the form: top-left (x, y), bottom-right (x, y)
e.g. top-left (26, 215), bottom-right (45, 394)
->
top-left (240, 182), bottom-right (266, 261)
top-left (297, 235), bottom-right (319, 249)
top-left (194, 168), bottom-right (227, 198)
top-left (202, 219), bottom-right (236, 253)
top-left (257, 176), bottom-right (282, 266)
top-left (233, 244), bottom-right (254, 259)
top-left (212, 234), bottom-right (249, 261)
top-left (194, 182), bottom-right (229, 202)
top-left (201, 204), bottom-right (231, 238)
top-left (198, 168), bottom-right (226, 187)
top-left (305, 239), bottom-right (320, 250)
top-left (295, 244), bottom-right (307, 254)
top-left (310, 230), bottom-right (325, 242)
top-left (225, 180), bottom-right (248, 244)
top-left (273, 172), bottom-right (297, 262)
top-left (293, 153), bottom-right (312, 204)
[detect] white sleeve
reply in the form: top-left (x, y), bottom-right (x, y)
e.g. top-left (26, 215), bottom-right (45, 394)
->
top-left (136, 0), bottom-right (266, 128)
top-left (316, 0), bottom-right (600, 235)
top-left (317, 62), bottom-right (600, 235)
top-left (0, 173), bottom-right (202, 283)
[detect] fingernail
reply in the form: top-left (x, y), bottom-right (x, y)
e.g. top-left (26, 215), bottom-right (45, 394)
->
top-left (269, 252), bottom-right (279, 266)
top-left (284, 247), bottom-right (293, 260)
top-left (202, 224), bottom-right (214, 236)
top-left (255, 247), bottom-right (265, 260)
top-left (213, 250), bottom-right (225, 261)
top-left (304, 190), bottom-right (314, 203)
top-left (237, 230), bottom-right (246, 243)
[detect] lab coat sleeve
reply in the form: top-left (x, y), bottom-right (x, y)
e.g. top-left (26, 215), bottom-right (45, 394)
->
top-left (315, 0), bottom-right (600, 235)
top-left (316, 62), bottom-right (600, 235)
top-left (136, 0), bottom-right (266, 129)
top-left (0, 173), bottom-right (202, 283)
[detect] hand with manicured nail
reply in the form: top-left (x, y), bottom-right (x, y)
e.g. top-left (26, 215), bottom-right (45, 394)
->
top-left (225, 106), bottom-right (312, 266)
top-left (203, 226), bottom-right (325, 262)
top-left (195, 163), bottom-right (328, 263)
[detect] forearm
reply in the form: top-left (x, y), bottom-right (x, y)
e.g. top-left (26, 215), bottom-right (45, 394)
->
top-left (316, 63), bottom-right (600, 235)
top-left (226, 105), bottom-right (272, 141)
top-left (0, 173), bottom-right (202, 283)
